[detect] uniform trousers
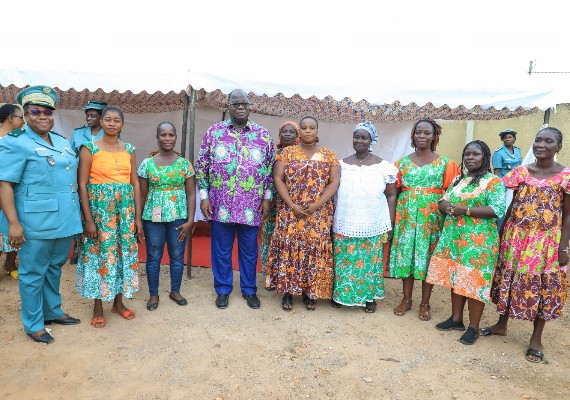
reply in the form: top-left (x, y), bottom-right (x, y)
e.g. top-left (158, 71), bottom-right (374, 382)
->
top-left (18, 236), bottom-right (73, 333)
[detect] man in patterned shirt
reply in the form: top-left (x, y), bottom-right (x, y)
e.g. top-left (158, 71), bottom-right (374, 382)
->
top-left (195, 89), bottom-right (275, 309)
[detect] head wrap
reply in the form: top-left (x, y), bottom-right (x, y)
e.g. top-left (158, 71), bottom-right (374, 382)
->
top-left (354, 120), bottom-right (378, 152)
top-left (278, 120), bottom-right (300, 135)
top-left (277, 121), bottom-right (300, 148)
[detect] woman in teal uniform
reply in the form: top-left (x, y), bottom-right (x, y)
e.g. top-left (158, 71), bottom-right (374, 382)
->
top-left (0, 103), bottom-right (25, 279)
top-left (0, 86), bottom-right (83, 344)
top-left (492, 128), bottom-right (522, 178)
top-left (69, 100), bottom-right (107, 156)
top-left (68, 101), bottom-right (107, 265)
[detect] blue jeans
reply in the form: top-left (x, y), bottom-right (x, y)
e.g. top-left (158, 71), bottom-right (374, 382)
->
top-left (143, 219), bottom-right (187, 297)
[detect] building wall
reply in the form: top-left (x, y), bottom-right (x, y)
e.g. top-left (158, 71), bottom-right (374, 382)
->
top-left (436, 104), bottom-right (570, 167)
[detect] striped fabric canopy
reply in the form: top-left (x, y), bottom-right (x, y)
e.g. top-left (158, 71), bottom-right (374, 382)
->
top-left (1, 84), bottom-right (540, 123)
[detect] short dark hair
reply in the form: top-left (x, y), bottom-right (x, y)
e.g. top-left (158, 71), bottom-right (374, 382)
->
top-left (0, 104), bottom-right (20, 123)
top-left (101, 106), bottom-right (124, 121)
top-left (156, 121), bottom-right (176, 136)
top-left (300, 116), bottom-right (318, 128)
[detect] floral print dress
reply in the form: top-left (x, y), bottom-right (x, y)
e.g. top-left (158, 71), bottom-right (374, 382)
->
top-left (389, 155), bottom-right (460, 280)
top-left (76, 142), bottom-right (139, 301)
top-left (491, 165), bottom-right (570, 321)
top-left (427, 173), bottom-right (506, 302)
top-left (267, 146), bottom-right (339, 299)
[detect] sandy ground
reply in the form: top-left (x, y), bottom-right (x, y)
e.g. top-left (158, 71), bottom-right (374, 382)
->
top-left (0, 255), bottom-right (568, 400)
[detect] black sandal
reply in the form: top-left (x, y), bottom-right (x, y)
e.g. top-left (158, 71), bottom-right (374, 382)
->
top-left (330, 299), bottom-right (342, 308)
top-left (364, 301), bottom-right (377, 313)
top-left (281, 294), bottom-right (293, 312)
top-left (305, 299), bottom-right (316, 311)
top-left (525, 348), bottom-right (544, 363)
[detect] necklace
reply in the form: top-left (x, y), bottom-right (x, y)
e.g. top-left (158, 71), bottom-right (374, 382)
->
top-left (104, 141), bottom-right (121, 171)
top-left (355, 152), bottom-right (370, 163)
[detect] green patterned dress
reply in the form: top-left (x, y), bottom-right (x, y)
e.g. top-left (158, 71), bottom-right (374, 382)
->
top-left (427, 173), bottom-right (506, 302)
top-left (389, 155), bottom-right (459, 280)
top-left (76, 142), bottom-right (140, 301)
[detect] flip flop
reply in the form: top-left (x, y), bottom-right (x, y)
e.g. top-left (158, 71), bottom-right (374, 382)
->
top-left (525, 348), bottom-right (544, 363)
top-left (90, 317), bottom-right (107, 328)
top-left (112, 309), bottom-right (136, 320)
top-left (480, 327), bottom-right (507, 337)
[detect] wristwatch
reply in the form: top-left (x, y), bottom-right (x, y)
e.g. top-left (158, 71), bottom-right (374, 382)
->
top-left (466, 207), bottom-right (471, 216)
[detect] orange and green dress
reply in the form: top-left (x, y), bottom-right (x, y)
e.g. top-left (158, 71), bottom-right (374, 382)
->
top-left (427, 173), bottom-right (506, 302)
top-left (389, 155), bottom-right (459, 280)
top-left (76, 142), bottom-right (140, 301)
top-left (267, 145), bottom-right (339, 299)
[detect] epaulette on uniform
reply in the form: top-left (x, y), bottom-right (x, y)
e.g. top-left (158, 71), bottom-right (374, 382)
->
top-left (494, 148), bottom-right (501, 152)
top-left (73, 126), bottom-right (88, 131)
top-left (8, 128), bottom-right (26, 138)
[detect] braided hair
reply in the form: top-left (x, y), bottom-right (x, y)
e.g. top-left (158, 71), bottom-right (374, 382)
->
top-left (410, 119), bottom-right (442, 151)
top-left (537, 126), bottom-right (563, 145)
top-left (454, 140), bottom-right (491, 187)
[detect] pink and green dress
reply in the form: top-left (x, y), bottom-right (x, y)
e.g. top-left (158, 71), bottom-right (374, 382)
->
top-left (491, 165), bottom-right (570, 321)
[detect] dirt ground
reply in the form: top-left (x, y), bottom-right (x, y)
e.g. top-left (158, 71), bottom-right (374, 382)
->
top-left (0, 255), bottom-right (568, 400)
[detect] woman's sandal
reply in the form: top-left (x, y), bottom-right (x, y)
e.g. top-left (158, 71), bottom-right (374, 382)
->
top-left (90, 317), bottom-right (107, 328)
top-left (330, 299), bottom-right (342, 308)
top-left (112, 308), bottom-right (136, 320)
top-left (305, 299), bottom-right (316, 311)
top-left (393, 299), bottom-right (412, 316)
top-left (525, 348), bottom-right (544, 363)
top-left (419, 303), bottom-right (431, 321)
top-left (281, 295), bottom-right (293, 312)
top-left (364, 301), bottom-right (377, 313)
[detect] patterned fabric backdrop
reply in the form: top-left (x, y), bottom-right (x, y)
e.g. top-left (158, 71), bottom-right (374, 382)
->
top-left (1, 84), bottom-right (540, 122)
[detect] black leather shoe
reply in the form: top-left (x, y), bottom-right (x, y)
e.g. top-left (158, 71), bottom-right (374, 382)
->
top-left (169, 293), bottom-right (188, 306)
top-left (45, 315), bottom-right (81, 325)
top-left (243, 294), bottom-right (260, 309)
top-left (216, 294), bottom-right (229, 309)
top-left (28, 331), bottom-right (54, 344)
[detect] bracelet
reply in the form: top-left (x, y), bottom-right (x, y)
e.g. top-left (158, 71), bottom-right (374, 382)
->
top-left (466, 207), bottom-right (471, 216)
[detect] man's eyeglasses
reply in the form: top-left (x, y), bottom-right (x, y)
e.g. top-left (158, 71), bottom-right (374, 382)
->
top-left (27, 109), bottom-right (54, 117)
top-left (228, 102), bottom-right (251, 109)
